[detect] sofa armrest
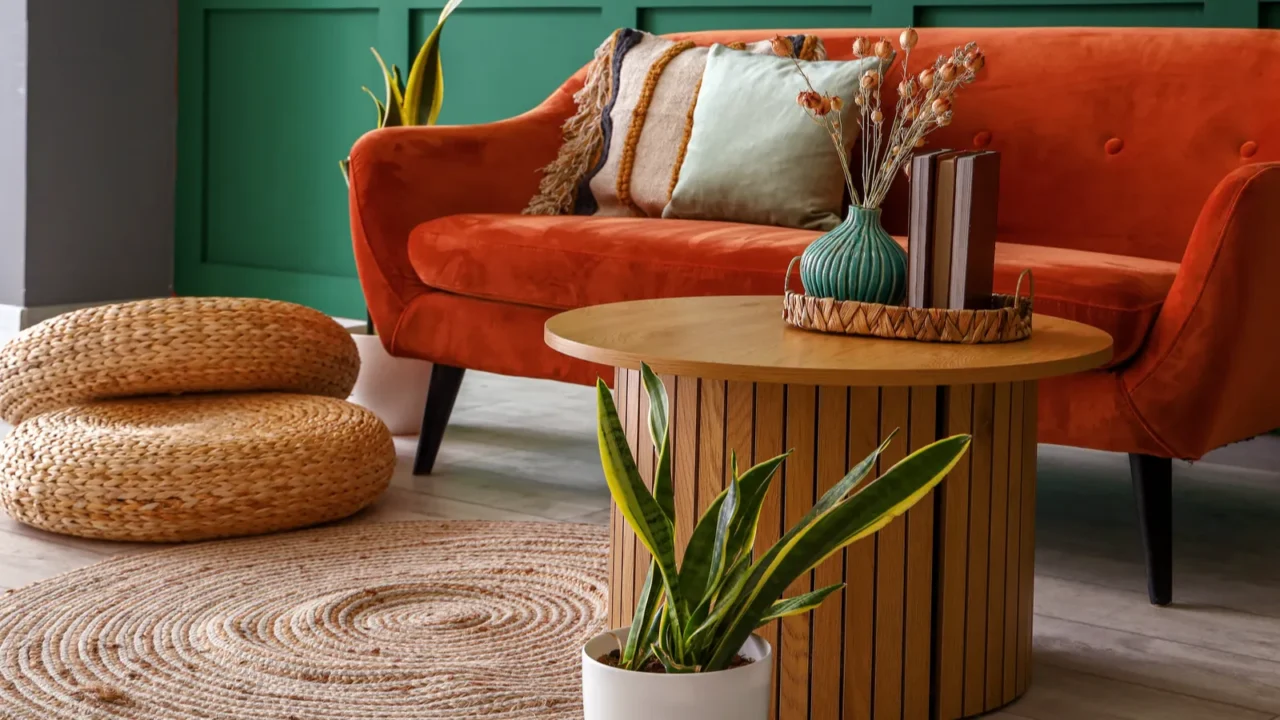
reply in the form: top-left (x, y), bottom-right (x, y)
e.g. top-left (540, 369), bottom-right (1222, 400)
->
top-left (1121, 162), bottom-right (1280, 458)
top-left (347, 86), bottom-right (576, 334)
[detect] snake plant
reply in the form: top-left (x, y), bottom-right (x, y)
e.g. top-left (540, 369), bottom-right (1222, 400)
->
top-left (597, 364), bottom-right (971, 673)
top-left (340, 0), bottom-right (464, 182)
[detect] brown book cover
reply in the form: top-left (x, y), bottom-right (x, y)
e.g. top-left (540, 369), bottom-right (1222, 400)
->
top-left (929, 151), bottom-right (977, 309)
top-left (906, 149), bottom-right (950, 308)
top-left (948, 151), bottom-right (1001, 310)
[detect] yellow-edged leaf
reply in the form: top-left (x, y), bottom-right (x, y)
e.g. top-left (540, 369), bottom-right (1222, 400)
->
top-left (425, 52), bottom-right (445, 125)
top-left (758, 583), bottom-right (843, 623)
top-left (596, 379), bottom-right (687, 627)
top-left (702, 467), bottom-right (739, 608)
top-left (402, 0), bottom-right (463, 125)
top-left (368, 48), bottom-right (402, 127)
top-left (679, 451), bottom-right (786, 609)
top-left (438, 0), bottom-right (465, 22)
top-left (639, 364), bottom-right (674, 521)
top-left (822, 434), bottom-right (975, 556)
top-left (360, 86), bottom-right (387, 128)
top-left (724, 451), bottom-right (787, 563)
top-left (703, 434), bottom-right (971, 670)
top-left (390, 64), bottom-right (405, 109)
top-left (685, 434), bottom-right (887, 621)
top-left (622, 561), bottom-right (663, 669)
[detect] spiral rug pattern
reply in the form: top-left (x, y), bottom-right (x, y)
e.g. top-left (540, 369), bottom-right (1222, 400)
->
top-left (0, 521), bottom-right (609, 719)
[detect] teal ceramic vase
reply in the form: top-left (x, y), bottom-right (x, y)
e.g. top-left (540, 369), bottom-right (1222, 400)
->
top-left (799, 206), bottom-right (907, 304)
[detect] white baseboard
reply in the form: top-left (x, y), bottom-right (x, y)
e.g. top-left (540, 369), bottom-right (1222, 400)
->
top-left (332, 316), bottom-right (371, 335)
top-left (0, 304), bottom-right (22, 343)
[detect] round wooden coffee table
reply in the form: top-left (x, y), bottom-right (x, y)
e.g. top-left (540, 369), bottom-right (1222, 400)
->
top-left (545, 296), bottom-right (1112, 720)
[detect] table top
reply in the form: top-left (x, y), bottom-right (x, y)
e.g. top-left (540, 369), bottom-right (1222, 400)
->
top-left (545, 296), bottom-right (1113, 386)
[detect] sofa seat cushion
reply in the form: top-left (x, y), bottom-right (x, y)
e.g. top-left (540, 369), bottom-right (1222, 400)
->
top-left (990, 244), bottom-right (1177, 365)
top-left (410, 214), bottom-right (799, 308)
top-left (408, 214), bottom-right (1178, 366)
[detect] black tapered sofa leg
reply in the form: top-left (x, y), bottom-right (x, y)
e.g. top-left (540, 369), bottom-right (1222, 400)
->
top-left (1129, 453), bottom-right (1173, 606)
top-left (412, 364), bottom-right (466, 476)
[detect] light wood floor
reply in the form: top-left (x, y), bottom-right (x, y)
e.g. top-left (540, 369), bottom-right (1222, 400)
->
top-left (2, 371), bottom-right (1278, 719)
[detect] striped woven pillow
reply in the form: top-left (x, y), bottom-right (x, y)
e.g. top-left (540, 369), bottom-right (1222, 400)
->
top-left (525, 29), bottom-right (825, 217)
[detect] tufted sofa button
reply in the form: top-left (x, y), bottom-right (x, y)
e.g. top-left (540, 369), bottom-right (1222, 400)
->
top-left (974, 130), bottom-right (992, 148)
top-left (1105, 138), bottom-right (1124, 155)
top-left (1241, 141), bottom-right (1258, 159)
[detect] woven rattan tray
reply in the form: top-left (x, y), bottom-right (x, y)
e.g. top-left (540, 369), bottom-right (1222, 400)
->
top-left (782, 259), bottom-right (1034, 343)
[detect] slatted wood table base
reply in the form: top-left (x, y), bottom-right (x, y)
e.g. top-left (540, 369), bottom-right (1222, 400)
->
top-left (609, 368), bottom-right (1038, 720)
top-left (547, 296), bottom-right (1110, 720)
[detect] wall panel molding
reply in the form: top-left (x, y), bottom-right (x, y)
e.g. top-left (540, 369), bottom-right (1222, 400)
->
top-left (1263, 0), bottom-right (1280, 25)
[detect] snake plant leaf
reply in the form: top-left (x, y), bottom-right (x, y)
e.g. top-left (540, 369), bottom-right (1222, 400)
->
top-left (596, 379), bottom-right (686, 627)
top-left (683, 552), bottom-right (751, 651)
top-left (677, 450), bottom-right (786, 610)
top-left (705, 466), bottom-right (740, 602)
top-left (368, 48), bottom-right (402, 128)
top-left (703, 435), bottom-right (971, 670)
top-left (697, 431), bottom-right (891, 608)
top-left (389, 65), bottom-right (405, 120)
top-left (391, 64), bottom-right (405, 101)
top-left (758, 584), bottom-right (845, 624)
top-left (675, 469), bottom-right (739, 640)
top-left (805, 430), bottom-right (898, 525)
top-left (809, 435), bottom-right (975, 566)
top-left (654, 603), bottom-right (694, 671)
top-left (678, 490), bottom-right (725, 608)
top-left (639, 365), bottom-right (674, 522)
top-left (723, 452), bottom-right (788, 566)
top-left (718, 550), bottom-right (753, 606)
top-left (622, 561), bottom-right (663, 669)
top-left (682, 435), bottom-right (892, 662)
top-left (684, 551), bottom-right (743, 636)
top-left (401, 0), bottom-right (463, 125)
top-left (360, 87), bottom-right (388, 128)
top-left (653, 639), bottom-right (695, 674)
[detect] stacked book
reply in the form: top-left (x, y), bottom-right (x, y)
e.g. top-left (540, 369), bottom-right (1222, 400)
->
top-left (906, 149), bottom-right (1001, 310)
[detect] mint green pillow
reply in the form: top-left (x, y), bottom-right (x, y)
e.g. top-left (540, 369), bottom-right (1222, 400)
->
top-left (664, 45), bottom-right (884, 231)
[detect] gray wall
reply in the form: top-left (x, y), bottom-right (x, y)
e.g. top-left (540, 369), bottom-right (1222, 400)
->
top-left (0, 0), bottom-right (176, 312)
top-left (23, 0), bottom-right (176, 307)
top-left (0, 0), bottom-right (25, 307)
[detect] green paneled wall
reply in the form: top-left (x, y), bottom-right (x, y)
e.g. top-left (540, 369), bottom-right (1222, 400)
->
top-left (176, 0), bottom-right (1275, 317)
top-left (915, 3), bottom-right (1206, 26)
top-left (638, 6), bottom-right (874, 34)
top-left (412, 7), bottom-right (605, 124)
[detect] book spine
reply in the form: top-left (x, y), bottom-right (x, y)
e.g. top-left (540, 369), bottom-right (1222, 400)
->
top-left (907, 152), bottom-right (938, 308)
top-left (948, 152), bottom-right (1000, 310)
top-left (930, 155), bottom-right (963, 310)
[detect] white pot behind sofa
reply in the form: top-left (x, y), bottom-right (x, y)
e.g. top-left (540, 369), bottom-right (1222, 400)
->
top-left (349, 333), bottom-right (431, 435)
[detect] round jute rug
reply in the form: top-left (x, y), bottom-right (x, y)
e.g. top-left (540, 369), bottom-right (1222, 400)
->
top-left (0, 521), bottom-right (609, 719)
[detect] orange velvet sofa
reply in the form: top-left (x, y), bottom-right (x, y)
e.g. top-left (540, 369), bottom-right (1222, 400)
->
top-left (348, 27), bottom-right (1280, 605)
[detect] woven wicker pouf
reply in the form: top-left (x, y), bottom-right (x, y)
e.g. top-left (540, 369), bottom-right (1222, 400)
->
top-left (0, 394), bottom-right (394, 542)
top-left (0, 297), bottom-right (395, 542)
top-left (0, 296), bottom-right (360, 425)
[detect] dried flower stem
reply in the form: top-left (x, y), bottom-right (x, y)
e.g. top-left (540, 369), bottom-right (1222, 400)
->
top-left (790, 56), bottom-right (861, 207)
top-left (786, 31), bottom-right (986, 210)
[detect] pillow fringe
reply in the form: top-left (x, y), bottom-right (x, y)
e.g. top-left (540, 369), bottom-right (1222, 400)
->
top-left (524, 31), bottom-right (619, 216)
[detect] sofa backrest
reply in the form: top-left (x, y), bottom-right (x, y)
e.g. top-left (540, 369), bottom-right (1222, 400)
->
top-left (575, 27), bottom-right (1277, 263)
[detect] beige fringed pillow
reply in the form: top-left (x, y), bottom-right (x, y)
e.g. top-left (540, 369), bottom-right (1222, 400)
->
top-left (525, 30), bottom-right (826, 217)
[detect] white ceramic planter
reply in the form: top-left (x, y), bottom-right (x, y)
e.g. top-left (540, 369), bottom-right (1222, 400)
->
top-left (348, 333), bottom-right (433, 435)
top-left (582, 627), bottom-right (773, 720)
